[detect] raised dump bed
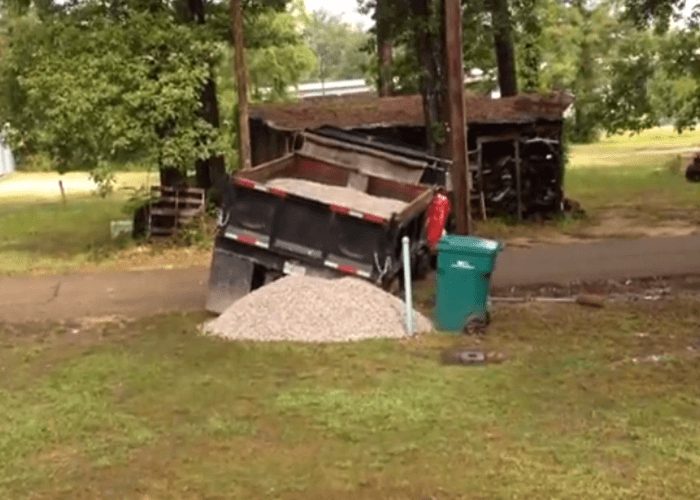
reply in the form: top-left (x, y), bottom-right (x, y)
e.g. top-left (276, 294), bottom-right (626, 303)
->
top-left (207, 152), bottom-right (434, 313)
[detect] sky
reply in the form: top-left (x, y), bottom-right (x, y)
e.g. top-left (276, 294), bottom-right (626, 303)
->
top-left (304, 0), bottom-right (372, 28)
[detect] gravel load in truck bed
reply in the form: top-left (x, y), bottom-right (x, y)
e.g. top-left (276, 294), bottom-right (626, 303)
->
top-left (266, 178), bottom-right (408, 218)
top-left (204, 276), bottom-right (432, 343)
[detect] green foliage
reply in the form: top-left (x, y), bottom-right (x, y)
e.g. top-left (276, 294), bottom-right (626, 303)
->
top-left (0, 0), bottom-right (314, 182)
top-left (247, 5), bottom-right (317, 99)
top-left (623, 0), bottom-right (686, 31)
top-left (90, 164), bottom-right (117, 198)
top-left (0, 7), bottom-right (222, 177)
top-left (513, 0), bottom-right (543, 92)
top-left (601, 5), bottom-right (699, 133)
top-left (303, 9), bottom-right (372, 83)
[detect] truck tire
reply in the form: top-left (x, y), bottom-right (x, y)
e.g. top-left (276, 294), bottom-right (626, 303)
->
top-left (413, 251), bottom-right (432, 281)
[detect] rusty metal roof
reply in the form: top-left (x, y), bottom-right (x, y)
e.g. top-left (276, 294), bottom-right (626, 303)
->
top-left (250, 93), bottom-right (573, 131)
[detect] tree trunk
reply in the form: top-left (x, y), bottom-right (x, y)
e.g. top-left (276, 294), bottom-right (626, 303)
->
top-left (519, 0), bottom-right (541, 92)
top-left (410, 0), bottom-right (448, 156)
top-left (376, 0), bottom-right (394, 97)
top-left (159, 167), bottom-right (187, 187)
top-left (489, 0), bottom-right (518, 97)
top-left (186, 0), bottom-right (227, 191)
top-left (231, 0), bottom-right (252, 171)
top-left (571, 0), bottom-right (597, 142)
top-left (195, 77), bottom-right (227, 190)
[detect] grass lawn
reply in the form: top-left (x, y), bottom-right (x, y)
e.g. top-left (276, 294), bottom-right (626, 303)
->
top-left (1, 299), bottom-right (699, 498)
top-left (565, 128), bottom-right (700, 236)
top-left (0, 173), bottom-right (210, 275)
top-left (570, 126), bottom-right (700, 168)
top-left (0, 197), bottom-right (129, 274)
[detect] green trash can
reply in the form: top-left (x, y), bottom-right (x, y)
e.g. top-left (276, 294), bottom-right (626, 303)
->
top-left (436, 235), bottom-right (504, 332)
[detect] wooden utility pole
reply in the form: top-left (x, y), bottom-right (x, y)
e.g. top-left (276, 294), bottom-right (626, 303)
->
top-left (444, 0), bottom-right (471, 234)
top-left (231, 0), bottom-right (252, 170)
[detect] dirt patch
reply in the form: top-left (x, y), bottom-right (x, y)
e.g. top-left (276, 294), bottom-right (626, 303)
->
top-left (582, 213), bottom-right (699, 239)
top-left (493, 274), bottom-right (700, 298)
top-left (495, 209), bottom-right (699, 248)
top-left (0, 267), bottom-right (208, 323)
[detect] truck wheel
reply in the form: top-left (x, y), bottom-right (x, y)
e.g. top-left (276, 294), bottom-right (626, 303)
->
top-left (413, 251), bottom-right (432, 280)
top-left (386, 276), bottom-right (402, 296)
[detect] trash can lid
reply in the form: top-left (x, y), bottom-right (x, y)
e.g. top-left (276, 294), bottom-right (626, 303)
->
top-left (438, 235), bottom-right (504, 256)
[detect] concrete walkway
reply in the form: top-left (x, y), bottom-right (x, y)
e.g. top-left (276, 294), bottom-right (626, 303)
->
top-left (1, 235), bottom-right (700, 322)
top-left (493, 234), bottom-right (700, 287)
top-left (0, 268), bottom-right (208, 322)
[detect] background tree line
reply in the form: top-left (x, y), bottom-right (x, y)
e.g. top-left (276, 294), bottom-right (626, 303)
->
top-left (0, 0), bottom-right (697, 190)
top-left (363, 0), bottom-right (698, 143)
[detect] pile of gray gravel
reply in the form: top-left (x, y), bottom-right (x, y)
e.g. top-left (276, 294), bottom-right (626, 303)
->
top-left (266, 178), bottom-right (408, 218)
top-left (204, 276), bottom-right (432, 343)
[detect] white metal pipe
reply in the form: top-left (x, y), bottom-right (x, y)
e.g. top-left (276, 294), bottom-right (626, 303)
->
top-left (402, 236), bottom-right (414, 335)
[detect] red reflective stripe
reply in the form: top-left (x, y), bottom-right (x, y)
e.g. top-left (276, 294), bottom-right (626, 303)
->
top-left (337, 264), bottom-right (358, 275)
top-left (234, 178), bottom-right (256, 189)
top-left (330, 204), bottom-right (350, 214)
top-left (268, 187), bottom-right (287, 198)
top-left (236, 235), bottom-right (257, 246)
top-left (363, 213), bottom-right (387, 224)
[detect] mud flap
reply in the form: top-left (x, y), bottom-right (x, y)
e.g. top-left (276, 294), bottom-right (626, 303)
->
top-left (206, 248), bottom-right (255, 314)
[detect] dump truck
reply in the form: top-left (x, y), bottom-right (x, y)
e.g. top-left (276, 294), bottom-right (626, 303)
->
top-left (206, 148), bottom-right (440, 313)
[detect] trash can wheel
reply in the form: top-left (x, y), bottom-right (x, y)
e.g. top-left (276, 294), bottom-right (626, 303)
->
top-left (463, 313), bottom-right (490, 335)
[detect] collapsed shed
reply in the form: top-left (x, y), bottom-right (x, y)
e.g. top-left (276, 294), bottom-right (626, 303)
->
top-left (249, 93), bottom-right (573, 219)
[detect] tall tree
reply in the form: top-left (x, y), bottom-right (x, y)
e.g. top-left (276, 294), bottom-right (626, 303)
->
top-left (184, 0), bottom-right (227, 189)
top-left (0, 0), bottom-right (311, 188)
top-left (376, 0), bottom-right (395, 96)
top-left (513, 0), bottom-right (542, 92)
top-left (489, 0), bottom-right (518, 96)
top-left (409, 0), bottom-right (448, 155)
top-left (601, 0), bottom-right (699, 133)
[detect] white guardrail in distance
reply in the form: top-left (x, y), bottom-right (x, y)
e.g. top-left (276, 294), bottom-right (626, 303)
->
top-left (259, 73), bottom-right (490, 100)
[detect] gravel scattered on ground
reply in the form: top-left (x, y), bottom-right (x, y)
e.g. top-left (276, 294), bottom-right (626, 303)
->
top-left (204, 276), bottom-right (432, 343)
top-left (266, 178), bottom-right (408, 217)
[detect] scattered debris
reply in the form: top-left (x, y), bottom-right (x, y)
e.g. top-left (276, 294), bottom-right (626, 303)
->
top-left (491, 294), bottom-right (606, 308)
top-left (495, 275), bottom-right (700, 305)
top-left (631, 354), bottom-right (674, 365)
top-left (441, 349), bottom-right (507, 366)
top-left (110, 219), bottom-right (133, 239)
top-left (463, 315), bottom-right (490, 335)
top-left (204, 276), bottom-right (432, 343)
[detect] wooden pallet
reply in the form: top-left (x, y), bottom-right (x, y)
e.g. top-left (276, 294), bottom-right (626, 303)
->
top-left (148, 186), bottom-right (206, 237)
